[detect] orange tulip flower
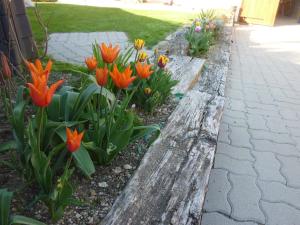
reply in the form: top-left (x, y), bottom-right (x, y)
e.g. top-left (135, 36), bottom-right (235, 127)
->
top-left (99, 43), bottom-right (120, 64)
top-left (26, 59), bottom-right (52, 80)
top-left (110, 64), bottom-right (136, 89)
top-left (66, 127), bottom-right (84, 153)
top-left (1, 52), bottom-right (11, 79)
top-left (96, 66), bottom-right (108, 86)
top-left (27, 72), bottom-right (64, 107)
top-left (85, 56), bottom-right (97, 71)
top-left (135, 62), bottom-right (154, 79)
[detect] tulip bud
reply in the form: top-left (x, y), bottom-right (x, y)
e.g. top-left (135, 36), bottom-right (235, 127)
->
top-left (85, 56), bottom-right (97, 71)
top-left (134, 39), bottom-right (145, 50)
top-left (0, 52), bottom-right (12, 79)
top-left (144, 87), bottom-right (152, 95)
top-left (138, 51), bottom-right (148, 62)
top-left (157, 55), bottom-right (169, 69)
top-left (195, 26), bottom-right (202, 32)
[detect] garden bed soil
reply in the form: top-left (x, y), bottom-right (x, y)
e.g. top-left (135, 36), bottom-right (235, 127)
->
top-left (0, 25), bottom-right (231, 225)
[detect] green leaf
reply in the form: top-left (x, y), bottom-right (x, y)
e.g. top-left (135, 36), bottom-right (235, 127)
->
top-left (72, 146), bottom-right (95, 177)
top-left (61, 91), bottom-right (79, 121)
top-left (11, 215), bottom-right (46, 225)
top-left (131, 124), bottom-right (161, 145)
top-left (11, 101), bottom-right (26, 152)
top-left (72, 84), bottom-right (99, 120)
top-left (0, 140), bottom-right (17, 153)
top-left (0, 189), bottom-right (12, 225)
top-left (106, 111), bottom-right (134, 163)
top-left (16, 86), bottom-right (26, 104)
top-left (48, 94), bottom-right (61, 121)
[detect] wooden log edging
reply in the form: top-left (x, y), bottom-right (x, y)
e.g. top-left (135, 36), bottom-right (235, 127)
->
top-left (101, 91), bottom-right (225, 225)
top-left (167, 56), bottom-right (205, 95)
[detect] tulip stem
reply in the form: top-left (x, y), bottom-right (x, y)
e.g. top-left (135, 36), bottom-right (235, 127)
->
top-left (134, 50), bottom-right (139, 62)
top-left (37, 107), bottom-right (46, 151)
top-left (122, 79), bottom-right (142, 110)
top-left (107, 89), bottom-right (121, 146)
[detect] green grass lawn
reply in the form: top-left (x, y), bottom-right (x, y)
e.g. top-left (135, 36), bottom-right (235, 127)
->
top-left (27, 3), bottom-right (195, 48)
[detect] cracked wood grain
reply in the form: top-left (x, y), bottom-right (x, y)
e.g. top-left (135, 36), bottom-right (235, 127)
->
top-left (101, 90), bottom-right (225, 225)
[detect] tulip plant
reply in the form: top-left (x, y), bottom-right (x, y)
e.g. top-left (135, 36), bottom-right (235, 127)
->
top-left (0, 37), bottom-right (177, 222)
top-left (1, 59), bottom-right (95, 222)
top-left (185, 10), bottom-right (224, 57)
top-left (130, 46), bottom-right (177, 112)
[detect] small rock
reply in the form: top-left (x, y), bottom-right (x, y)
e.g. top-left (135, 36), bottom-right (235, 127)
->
top-left (88, 216), bottom-right (94, 224)
top-left (123, 164), bottom-right (132, 170)
top-left (113, 167), bottom-right (122, 174)
top-left (98, 182), bottom-right (108, 188)
top-left (75, 213), bottom-right (81, 219)
top-left (90, 189), bottom-right (96, 196)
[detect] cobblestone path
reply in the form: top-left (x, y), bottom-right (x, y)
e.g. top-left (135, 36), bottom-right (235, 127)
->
top-left (201, 24), bottom-right (300, 225)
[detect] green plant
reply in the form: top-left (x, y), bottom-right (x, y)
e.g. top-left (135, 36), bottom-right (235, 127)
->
top-left (198, 9), bottom-right (216, 22)
top-left (185, 9), bottom-right (224, 57)
top-left (132, 66), bottom-right (177, 112)
top-left (0, 60), bottom-right (95, 222)
top-left (0, 189), bottom-right (45, 225)
top-left (186, 27), bottom-right (214, 57)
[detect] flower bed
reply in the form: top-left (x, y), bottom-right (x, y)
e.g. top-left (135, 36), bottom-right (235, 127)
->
top-left (185, 10), bottom-right (225, 57)
top-left (0, 39), bottom-right (178, 224)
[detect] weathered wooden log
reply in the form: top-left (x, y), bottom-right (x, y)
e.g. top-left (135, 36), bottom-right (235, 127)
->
top-left (167, 56), bottom-right (205, 94)
top-left (101, 90), bottom-right (225, 225)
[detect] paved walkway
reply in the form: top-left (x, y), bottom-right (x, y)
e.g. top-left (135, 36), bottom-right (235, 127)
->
top-left (201, 24), bottom-right (300, 225)
top-left (48, 32), bottom-right (129, 64)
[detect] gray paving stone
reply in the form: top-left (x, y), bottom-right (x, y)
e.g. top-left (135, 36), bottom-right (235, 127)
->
top-left (276, 155), bottom-right (300, 187)
top-left (247, 107), bottom-right (281, 118)
top-left (285, 119), bottom-right (300, 128)
top-left (229, 174), bottom-right (265, 224)
top-left (246, 115), bottom-right (268, 130)
top-left (288, 127), bottom-right (300, 137)
top-left (266, 118), bottom-right (289, 134)
top-left (223, 109), bottom-right (247, 119)
top-left (217, 142), bottom-right (254, 161)
top-left (252, 151), bottom-right (285, 183)
top-left (214, 154), bottom-right (256, 176)
top-left (229, 99), bottom-right (246, 111)
top-left (261, 201), bottom-right (300, 225)
top-left (48, 32), bottom-right (130, 65)
top-left (258, 180), bottom-right (300, 209)
top-left (201, 212), bottom-right (258, 225)
top-left (279, 109), bottom-right (299, 120)
top-left (246, 102), bottom-right (277, 111)
top-left (230, 126), bottom-right (252, 148)
top-left (252, 139), bottom-right (300, 157)
top-left (222, 115), bottom-right (248, 128)
top-left (249, 129), bottom-right (295, 144)
top-left (218, 123), bottom-right (231, 144)
top-left (203, 169), bottom-right (231, 214)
